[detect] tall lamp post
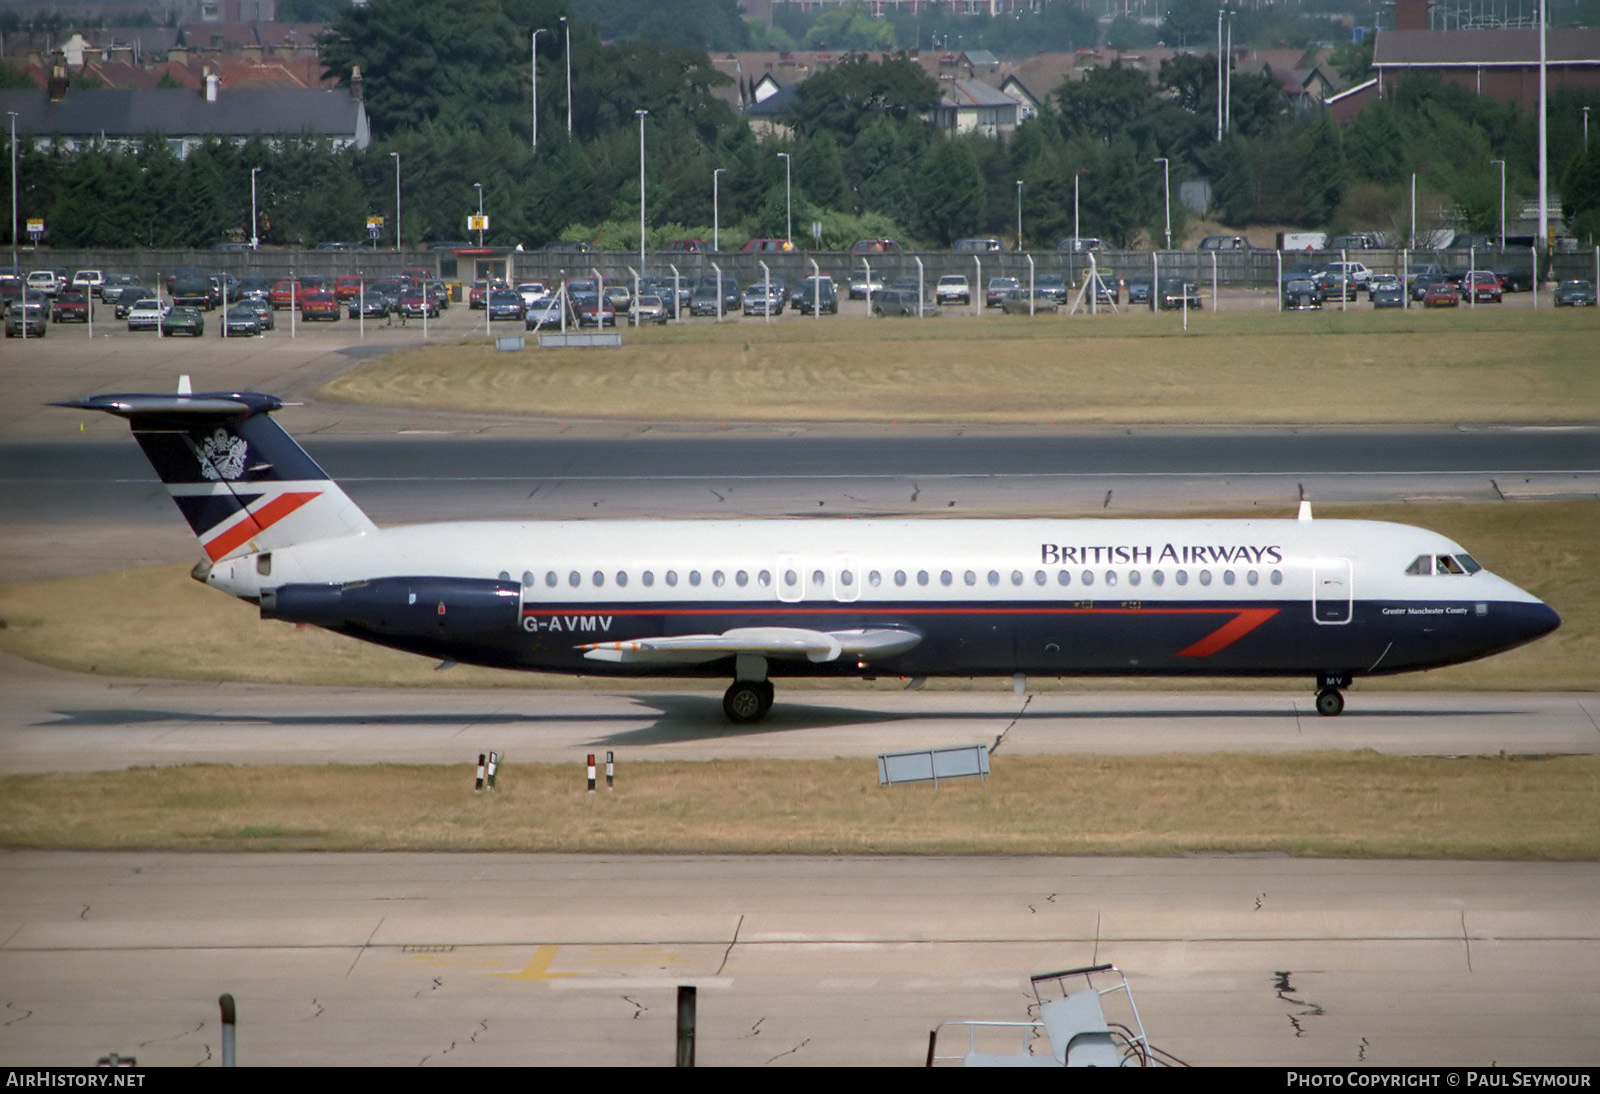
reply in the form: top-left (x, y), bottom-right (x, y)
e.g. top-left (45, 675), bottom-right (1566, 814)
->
top-left (636, 109), bottom-right (648, 278)
top-left (531, 28), bottom-right (545, 154)
top-left (390, 151), bottom-right (401, 252)
top-left (776, 152), bottom-right (791, 247)
top-left (712, 167), bottom-right (725, 252)
top-left (1411, 167), bottom-right (1425, 249)
top-left (1490, 159), bottom-right (1506, 248)
top-left (561, 16), bottom-right (572, 137)
top-left (9, 111), bottom-right (19, 268)
top-left (473, 182), bottom-right (484, 247)
top-left (1015, 179), bottom-right (1023, 250)
top-left (1073, 168), bottom-right (1087, 246)
top-left (1153, 157), bottom-right (1171, 250)
top-left (250, 166), bottom-right (260, 250)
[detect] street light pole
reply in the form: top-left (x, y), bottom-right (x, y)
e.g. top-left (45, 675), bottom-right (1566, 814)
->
top-left (776, 152), bottom-right (791, 247)
top-left (561, 16), bottom-right (572, 137)
top-left (474, 181), bottom-right (484, 247)
top-left (1153, 157), bottom-right (1171, 250)
top-left (390, 151), bottom-right (401, 253)
top-left (636, 109), bottom-right (648, 279)
top-left (712, 167), bottom-right (725, 253)
top-left (1491, 159), bottom-right (1506, 247)
top-left (1015, 179), bottom-right (1023, 250)
top-left (531, 28), bottom-right (545, 154)
top-left (250, 165), bottom-right (260, 249)
top-left (1411, 168), bottom-right (1424, 248)
top-left (9, 111), bottom-right (18, 269)
top-left (1073, 169), bottom-right (1086, 246)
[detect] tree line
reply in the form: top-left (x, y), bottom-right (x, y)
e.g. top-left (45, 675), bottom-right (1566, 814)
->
top-left (3, 0), bottom-right (1598, 251)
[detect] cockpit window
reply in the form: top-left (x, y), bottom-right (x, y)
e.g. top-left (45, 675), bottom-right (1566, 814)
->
top-left (1457, 554), bottom-right (1482, 574)
top-left (1406, 555), bottom-right (1432, 576)
top-left (1436, 555), bottom-right (1464, 575)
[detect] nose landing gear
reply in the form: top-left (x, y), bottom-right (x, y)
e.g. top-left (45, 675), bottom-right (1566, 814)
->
top-left (1314, 672), bottom-right (1351, 717)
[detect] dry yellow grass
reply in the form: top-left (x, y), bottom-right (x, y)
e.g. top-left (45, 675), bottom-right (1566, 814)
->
top-left (316, 309), bottom-right (1600, 425)
top-left (3, 753), bottom-right (1596, 858)
top-left (0, 501), bottom-right (1592, 690)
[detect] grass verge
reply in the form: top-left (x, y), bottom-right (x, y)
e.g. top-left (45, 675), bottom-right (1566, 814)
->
top-left (315, 308), bottom-right (1600, 425)
top-left (2, 753), bottom-right (1596, 857)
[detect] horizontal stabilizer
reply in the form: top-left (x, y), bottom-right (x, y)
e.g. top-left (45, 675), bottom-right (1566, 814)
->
top-left (580, 626), bottom-right (921, 665)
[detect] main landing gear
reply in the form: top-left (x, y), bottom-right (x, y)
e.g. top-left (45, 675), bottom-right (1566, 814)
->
top-left (1314, 672), bottom-right (1352, 717)
top-left (723, 653), bottom-right (774, 725)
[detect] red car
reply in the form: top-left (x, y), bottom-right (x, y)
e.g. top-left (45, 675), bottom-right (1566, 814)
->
top-left (334, 276), bottom-right (365, 302)
top-left (299, 291), bottom-right (340, 321)
top-left (1422, 282), bottom-right (1460, 308)
top-left (269, 280), bottom-right (300, 310)
top-left (52, 290), bottom-right (90, 323)
top-left (1465, 272), bottom-right (1503, 303)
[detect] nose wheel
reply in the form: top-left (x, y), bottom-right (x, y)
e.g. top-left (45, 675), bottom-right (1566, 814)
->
top-left (723, 680), bottom-right (775, 725)
top-left (1315, 687), bottom-right (1345, 717)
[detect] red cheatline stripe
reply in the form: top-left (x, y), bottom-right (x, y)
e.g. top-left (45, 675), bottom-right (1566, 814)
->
top-left (1176, 608), bottom-right (1280, 657)
top-left (203, 491), bottom-right (321, 561)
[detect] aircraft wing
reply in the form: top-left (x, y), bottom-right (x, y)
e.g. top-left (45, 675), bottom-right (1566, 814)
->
top-left (579, 626), bottom-right (921, 665)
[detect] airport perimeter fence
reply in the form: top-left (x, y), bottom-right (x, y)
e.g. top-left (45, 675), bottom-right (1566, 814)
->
top-left (14, 245), bottom-right (1598, 294)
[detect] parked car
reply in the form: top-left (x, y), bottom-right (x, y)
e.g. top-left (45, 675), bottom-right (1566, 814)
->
top-left (51, 290), bottom-right (90, 322)
top-left (743, 281), bottom-right (785, 316)
top-left (1463, 271), bottom-right (1503, 303)
top-left (71, 269), bottom-right (104, 291)
top-left (1054, 237), bottom-right (1102, 253)
top-left (4, 299), bottom-right (47, 337)
top-left (1282, 278), bottom-right (1324, 310)
top-left (541, 240), bottom-right (591, 253)
top-left (985, 276), bottom-right (1021, 307)
top-left (25, 270), bottom-right (61, 296)
top-left (848, 269), bottom-right (885, 300)
top-left (689, 276), bottom-right (740, 316)
top-left (396, 290), bottom-right (440, 320)
top-left (161, 305), bottom-right (205, 337)
top-left (573, 293), bottom-right (616, 327)
top-left (849, 238), bottom-right (903, 255)
top-left (98, 274), bottom-right (141, 303)
top-left (125, 298), bottom-right (169, 330)
top-left (1035, 274), bottom-right (1069, 304)
top-left (269, 280), bottom-right (300, 310)
top-left (631, 293), bottom-right (670, 324)
top-left (206, 273), bottom-right (239, 307)
top-left (1371, 281), bottom-right (1405, 308)
top-left (1365, 273), bottom-right (1403, 300)
top-left (1125, 275), bottom-right (1153, 305)
top-left (952, 237), bottom-right (1005, 254)
top-left (515, 282), bottom-right (550, 306)
top-left (236, 277), bottom-right (273, 303)
top-left (240, 298), bottom-right (275, 330)
top-left (224, 303), bottom-right (263, 336)
top-left (1408, 265), bottom-right (1448, 300)
top-left (1085, 273), bottom-right (1120, 306)
top-left (663, 238), bottom-right (708, 253)
top-left (1553, 280), bottom-right (1596, 307)
top-left (524, 297), bottom-right (565, 329)
top-left (487, 290), bottom-right (526, 321)
top-left (741, 238), bottom-right (794, 253)
top-left (1317, 262), bottom-right (1372, 299)
top-left (1326, 232), bottom-right (1381, 250)
top-left (1423, 282), bottom-right (1460, 308)
top-left (935, 275), bottom-right (971, 306)
top-left (1196, 235), bottom-right (1255, 250)
top-left (1491, 267), bottom-right (1533, 293)
top-left (347, 292), bottom-right (391, 320)
top-left (170, 275), bottom-right (213, 309)
top-left (603, 283), bottom-right (633, 314)
top-left (870, 289), bottom-right (939, 317)
top-left (1151, 278), bottom-right (1202, 310)
top-left (300, 291), bottom-right (340, 321)
top-left (791, 276), bottom-right (838, 315)
top-left (999, 287), bottom-right (1059, 315)
top-left (334, 276), bottom-right (366, 302)
top-left (115, 290), bottom-right (156, 319)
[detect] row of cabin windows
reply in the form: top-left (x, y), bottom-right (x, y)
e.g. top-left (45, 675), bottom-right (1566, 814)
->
top-left (510, 567), bottom-right (1288, 592)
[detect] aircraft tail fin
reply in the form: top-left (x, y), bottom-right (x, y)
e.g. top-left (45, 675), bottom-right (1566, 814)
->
top-left (57, 390), bottom-right (377, 563)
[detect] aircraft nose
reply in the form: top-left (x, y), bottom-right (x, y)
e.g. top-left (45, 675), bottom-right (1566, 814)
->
top-left (1526, 600), bottom-right (1562, 641)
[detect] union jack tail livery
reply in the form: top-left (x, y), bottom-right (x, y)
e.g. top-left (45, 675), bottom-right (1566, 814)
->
top-left (56, 390), bottom-right (375, 564)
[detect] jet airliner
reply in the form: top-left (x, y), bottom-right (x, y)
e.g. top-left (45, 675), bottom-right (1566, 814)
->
top-left (60, 389), bottom-right (1561, 723)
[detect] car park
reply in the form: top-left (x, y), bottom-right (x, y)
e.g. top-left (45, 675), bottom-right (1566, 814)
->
top-left (1423, 282), bottom-right (1460, 308)
top-left (791, 276), bottom-right (838, 315)
top-left (52, 290), bottom-right (90, 322)
top-left (999, 287), bottom-right (1058, 315)
top-left (161, 306), bottom-right (205, 337)
top-left (5, 299), bottom-right (47, 337)
top-left (487, 290), bottom-right (526, 321)
top-left (125, 298), bottom-right (169, 330)
top-left (224, 303), bottom-right (264, 336)
top-left (1151, 278), bottom-right (1201, 310)
top-left (985, 276), bottom-right (1020, 307)
top-left (300, 291), bottom-right (340, 321)
top-left (935, 275), bottom-right (971, 306)
top-left (1553, 279), bottom-right (1596, 307)
top-left (1282, 277), bottom-right (1324, 310)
